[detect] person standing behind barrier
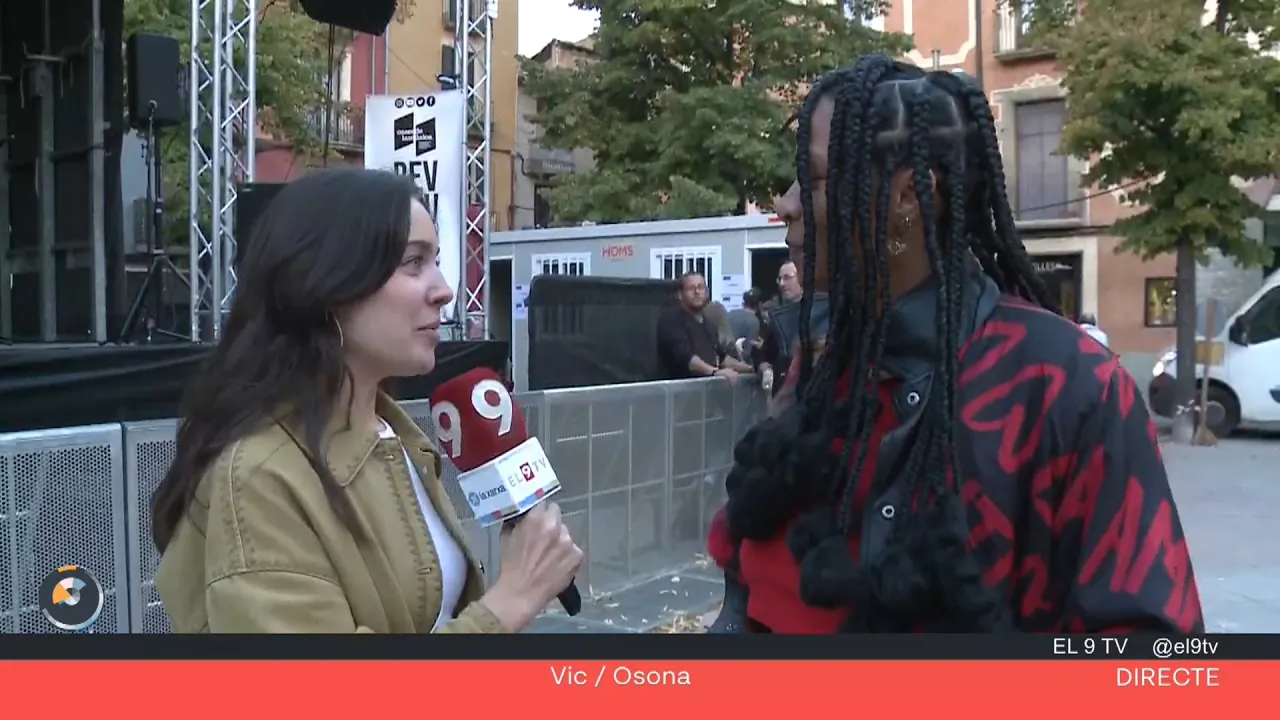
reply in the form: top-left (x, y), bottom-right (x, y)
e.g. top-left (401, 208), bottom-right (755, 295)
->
top-left (727, 289), bottom-right (762, 362)
top-left (656, 272), bottom-right (753, 382)
top-left (756, 261), bottom-right (803, 395)
top-left (149, 169), bottom-right (582, 633)
top-left (702, 300), bottom-right (737, 359)
top-left (776, 259), bottom-right (802, 304)
top-left (1078, 313), bottom-right (1109, 349)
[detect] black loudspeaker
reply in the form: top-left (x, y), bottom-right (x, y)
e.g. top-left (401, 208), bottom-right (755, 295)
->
top-left (299, 0), bottom-right (399, 34)
top-left (125, 32), bottom-right (184, 129)
top-left (234, 183), bottom-right (287, 268)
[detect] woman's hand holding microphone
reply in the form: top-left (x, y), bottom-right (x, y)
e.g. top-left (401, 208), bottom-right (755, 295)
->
top-left (479, 502), bottom-right (584, 632)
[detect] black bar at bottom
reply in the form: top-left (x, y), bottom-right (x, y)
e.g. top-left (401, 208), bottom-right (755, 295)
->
top-left (0, 634), bottom-right (1274, 661)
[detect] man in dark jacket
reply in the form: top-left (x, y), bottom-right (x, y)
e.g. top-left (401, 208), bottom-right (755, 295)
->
top-left (656, 272), bottom-right (753, 381)
top-left (755, 261), bottom-right (808, 396)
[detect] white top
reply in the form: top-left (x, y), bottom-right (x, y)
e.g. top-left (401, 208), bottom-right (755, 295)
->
top-left (379, 420), bottom-right (468, 631)
top-left (1081, 323), bottom-right (1110, 349)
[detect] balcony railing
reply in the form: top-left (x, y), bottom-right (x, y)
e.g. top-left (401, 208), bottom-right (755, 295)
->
top-left (528, 147), bottom-right (576, 176)
top-left (994, 5), bottom-right (1054, 58)
top-left (305, 105), bottom-right (364, 150)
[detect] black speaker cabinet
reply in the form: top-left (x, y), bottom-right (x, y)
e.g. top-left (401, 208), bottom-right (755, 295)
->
top-left (125, 32), bottom-right (184, 129)
top-left (298, 0), bottom-right (398, 34)
top-left (234, 182), bottom-right (286, 269)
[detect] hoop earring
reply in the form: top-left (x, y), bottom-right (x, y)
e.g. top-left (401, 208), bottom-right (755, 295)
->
top-left (332, 315), bottom-right (345, 348)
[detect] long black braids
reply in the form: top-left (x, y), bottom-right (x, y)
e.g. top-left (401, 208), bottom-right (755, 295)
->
top-left (845, 83), bottom-right (965, 625)
top-left (801, 57), bottom-right (900, 510)
top-left (723, 54), bottom-right (1063, 632)
top-left (793, 68), bottom-right (826, 397)
top-left (798, 59), bottom-right (894, 410)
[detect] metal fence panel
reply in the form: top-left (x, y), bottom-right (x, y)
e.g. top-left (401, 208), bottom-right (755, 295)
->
top-left (122, 420), bottom-right (181, 634)
top-left (3, 378), bottom-right (765, 633)
top-left (523, 379), bottom-right (767, 595)
top-left (0, 425), bottom-right (129, 633)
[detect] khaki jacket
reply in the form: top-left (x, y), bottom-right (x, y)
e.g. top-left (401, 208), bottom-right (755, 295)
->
top-left (154, 393), bottom-right (507, 634)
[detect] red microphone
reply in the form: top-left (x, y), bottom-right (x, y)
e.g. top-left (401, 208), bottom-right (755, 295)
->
top-left (430, 368), bottom-right (582, 615)
top-left (432, 368), bottom-right (529, 474)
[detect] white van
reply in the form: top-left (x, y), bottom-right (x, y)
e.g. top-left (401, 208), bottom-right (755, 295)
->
top-left (1147, 271), bottom-right (1280, 436)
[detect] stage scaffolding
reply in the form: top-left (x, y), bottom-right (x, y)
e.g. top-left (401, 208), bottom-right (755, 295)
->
top-left (187, 0), bottom-right (255, 342)
top-left (186, 1), bottom-right (495, 342)
top-left (457, 0), bottom-right (495, 339)
top-left (0, 0), bottom-right (112, 343)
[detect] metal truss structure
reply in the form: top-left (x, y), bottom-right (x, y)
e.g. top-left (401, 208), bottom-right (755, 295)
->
top-left (186, 0), bottom-right (492, 341)
top-left (188, 0), bottom-right (256, 342)
top-left (456, 0), bottom-right (494, 339)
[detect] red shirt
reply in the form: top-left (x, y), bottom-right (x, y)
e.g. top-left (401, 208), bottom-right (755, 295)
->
top-left (709, 358), bottom-right (902, 633)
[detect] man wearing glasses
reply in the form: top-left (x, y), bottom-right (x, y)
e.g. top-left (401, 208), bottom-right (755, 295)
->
top-left (755, 261), bottom-right (810, 399)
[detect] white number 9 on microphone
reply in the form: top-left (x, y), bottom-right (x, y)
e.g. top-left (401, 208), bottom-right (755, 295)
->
top-left (432, 378), bottom-right (513, 460)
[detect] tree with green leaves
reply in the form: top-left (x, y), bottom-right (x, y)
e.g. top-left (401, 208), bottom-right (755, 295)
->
top-left (1019, 0), bottom-right (1280, 441)
top-left (522, 0), bottom-right (911, 224)
top-left (123, 0), bottom-right (416, 241)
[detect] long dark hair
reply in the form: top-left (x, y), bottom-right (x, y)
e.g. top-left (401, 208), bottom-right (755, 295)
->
top-left (725, 55), bottom-right (1059, 631)
top-left (151, 168), bottom-right (423, 552)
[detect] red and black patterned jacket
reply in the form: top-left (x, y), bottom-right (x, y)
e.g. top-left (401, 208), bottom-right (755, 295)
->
top-left (709, 273), bottom-right (1203, 634)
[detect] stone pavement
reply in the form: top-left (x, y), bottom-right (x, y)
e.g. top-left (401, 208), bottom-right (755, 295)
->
top-left (1163, 435), bottom-right (1280, 632)
top-left (525, 558), bottom-right (724, 634)
top-left (528, 432), bottom-right (1279, 633)
top-left (1119, 352), bottom-right (1280, 629)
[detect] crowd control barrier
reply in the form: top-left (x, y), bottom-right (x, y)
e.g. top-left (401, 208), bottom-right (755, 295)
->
top-left (0, 376), bottom-right (766, 633)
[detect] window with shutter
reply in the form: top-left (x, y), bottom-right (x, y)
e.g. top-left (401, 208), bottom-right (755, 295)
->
top-left (1015, 99), bottom-right (1074, 221)
top-left (650, 246), bottom-right (723, 296)
top-left (441, 44), bottom-right (457, 79)
top-left (532, 253), bottom-right (590, 277)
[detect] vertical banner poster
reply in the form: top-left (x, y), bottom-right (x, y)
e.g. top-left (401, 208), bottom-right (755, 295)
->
top-left (364, 92), bottom-right (466, 319)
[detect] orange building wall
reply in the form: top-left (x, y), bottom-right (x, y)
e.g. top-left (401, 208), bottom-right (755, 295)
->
top-left (879, 0), bottom-right (1175, 352)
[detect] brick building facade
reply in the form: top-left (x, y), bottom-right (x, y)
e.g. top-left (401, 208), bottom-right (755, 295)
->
top-left (882, 0), bottom-right (1195, 352)
top-left (513, 38), bottom-right (597, 230)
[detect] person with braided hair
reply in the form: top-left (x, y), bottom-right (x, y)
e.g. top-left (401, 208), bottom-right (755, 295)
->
top-left (706, 55), bottom-right (1203, 634)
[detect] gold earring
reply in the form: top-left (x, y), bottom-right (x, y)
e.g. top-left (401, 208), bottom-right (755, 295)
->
top-left (333, 316), bottom-right (345, 348)
top-left (887, 212), bottom-right (913, 256)
top-left (894, 212), bottom-right (913, 234)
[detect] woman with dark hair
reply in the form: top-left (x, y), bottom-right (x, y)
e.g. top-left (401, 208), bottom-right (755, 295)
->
top-left (152, 168), bottom-right (581, 633)
top-left (707, 56), bottom-right (1202, 634)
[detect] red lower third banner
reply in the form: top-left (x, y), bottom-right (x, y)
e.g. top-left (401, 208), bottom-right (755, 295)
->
top-left (2, 661), bottom-right (1276, 712)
